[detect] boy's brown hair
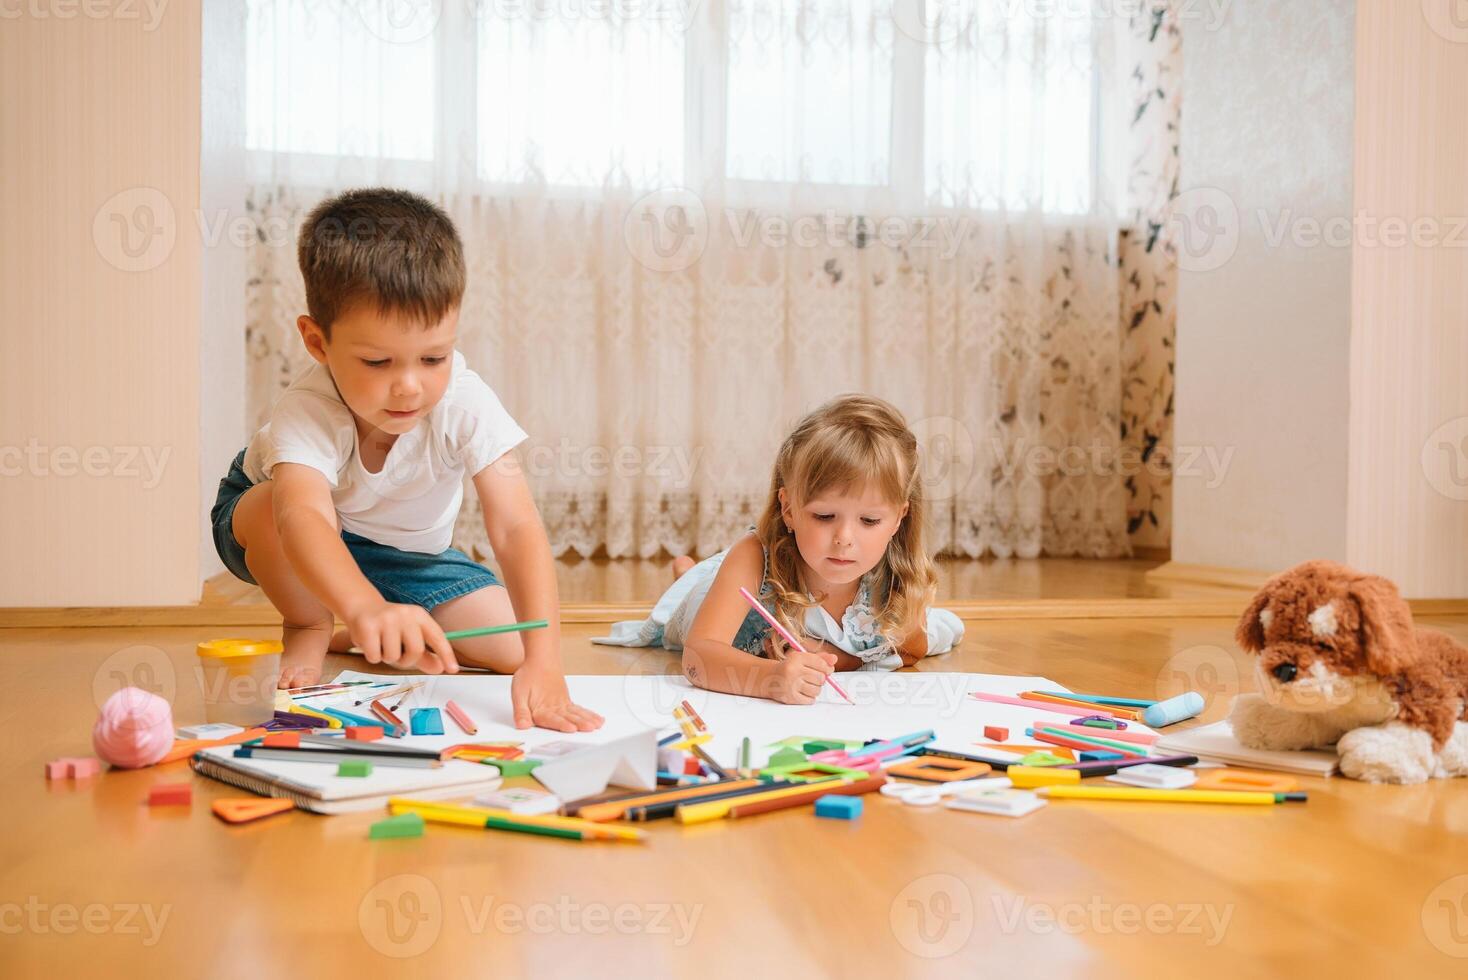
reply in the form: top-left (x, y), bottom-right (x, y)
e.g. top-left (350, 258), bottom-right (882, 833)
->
top-left (297, 188), bottom-right (465, 338)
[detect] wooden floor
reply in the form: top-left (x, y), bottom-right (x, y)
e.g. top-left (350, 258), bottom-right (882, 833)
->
top-left (5, 615), bottom-right (1468, 976)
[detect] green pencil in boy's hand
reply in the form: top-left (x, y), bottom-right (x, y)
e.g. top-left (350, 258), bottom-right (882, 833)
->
top-left (443, 619), bottom-right (549, 642)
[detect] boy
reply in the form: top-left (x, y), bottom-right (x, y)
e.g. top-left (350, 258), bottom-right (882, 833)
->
top-left (209, 188), bottom-right (601, 733)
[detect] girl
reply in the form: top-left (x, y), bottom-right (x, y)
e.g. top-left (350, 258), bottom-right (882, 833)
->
top-left (594, 395), bottom-right (963, 704)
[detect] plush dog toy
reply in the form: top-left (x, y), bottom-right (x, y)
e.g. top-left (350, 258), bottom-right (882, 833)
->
top-left (1229, 560), bottom-right (1468, 784)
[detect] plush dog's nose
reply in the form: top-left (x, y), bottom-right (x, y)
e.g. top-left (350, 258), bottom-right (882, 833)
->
top-left (1272, 662), bottom-right (1298, 683)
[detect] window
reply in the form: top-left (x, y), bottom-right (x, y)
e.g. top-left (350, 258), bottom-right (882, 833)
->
top-left (245, 1), bottom-right (1100, 213)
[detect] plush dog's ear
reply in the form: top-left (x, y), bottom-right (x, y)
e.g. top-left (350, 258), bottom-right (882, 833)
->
top-left (1235, 587), bottom-right (1271, 653)
top-left (1348, 574), bottom-right (1417, 675)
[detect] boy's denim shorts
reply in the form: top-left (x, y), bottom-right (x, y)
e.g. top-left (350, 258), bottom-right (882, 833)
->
top-left (210, 449), bottom-right (500, 611)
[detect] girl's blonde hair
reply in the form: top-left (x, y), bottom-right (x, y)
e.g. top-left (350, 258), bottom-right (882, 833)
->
top-left (755, 394), bottom-right (938, 651)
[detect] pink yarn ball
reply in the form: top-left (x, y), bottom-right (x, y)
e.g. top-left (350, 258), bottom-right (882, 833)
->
top-left (93, 687), bottom-right (174, 768)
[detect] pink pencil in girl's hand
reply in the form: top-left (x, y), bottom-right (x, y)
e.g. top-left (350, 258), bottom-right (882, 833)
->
top-left (738, 587), bottom-right (855, 705)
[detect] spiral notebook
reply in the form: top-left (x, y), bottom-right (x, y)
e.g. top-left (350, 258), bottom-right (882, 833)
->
top-left (190, 746), bottom-right (503, 814)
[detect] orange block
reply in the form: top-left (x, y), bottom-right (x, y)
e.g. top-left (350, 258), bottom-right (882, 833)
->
top-left (345, 726), bottom-right (383, 742)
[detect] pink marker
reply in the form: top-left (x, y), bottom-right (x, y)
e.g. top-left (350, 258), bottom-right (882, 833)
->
top-left (738, 587), bottom-right (855, 705)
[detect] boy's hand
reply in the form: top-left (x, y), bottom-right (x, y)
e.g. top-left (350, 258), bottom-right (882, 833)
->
top-left (510, 659), bottom-right (603, 732)
top-left (764, 648), bottom-right (837, 705)
top-left (346, 601), bottom-right (459, 674)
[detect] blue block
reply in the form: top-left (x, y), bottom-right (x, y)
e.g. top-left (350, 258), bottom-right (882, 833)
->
top-left (1078, 750), bottom-right (1125, 762)
top-left (409, 708), bottom-right (444, 736)
top-left (814, 795), bottom-right (863, 820)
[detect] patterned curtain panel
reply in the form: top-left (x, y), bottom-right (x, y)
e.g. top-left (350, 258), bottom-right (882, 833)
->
top-left (242, 1), bottom-right (1182, 561)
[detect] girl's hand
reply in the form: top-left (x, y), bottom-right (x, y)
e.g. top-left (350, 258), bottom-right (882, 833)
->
top-left (763, 633), bottom-right (862, 671)
top-left (345, 601), bottom-right (458, 674)
top-left (763, 648), bottom-right (836, 705)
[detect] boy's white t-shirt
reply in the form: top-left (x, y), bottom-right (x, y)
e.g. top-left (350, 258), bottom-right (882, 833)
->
top-left (241, 351), bottom-right (527, 555)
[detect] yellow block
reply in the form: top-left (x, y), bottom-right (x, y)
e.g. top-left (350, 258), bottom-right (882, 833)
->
top-left (1007, 765), bottom-right (1082, 788)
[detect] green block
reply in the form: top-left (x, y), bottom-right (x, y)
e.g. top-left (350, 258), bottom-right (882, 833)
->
top-left (767, 747), bottom-right (807, 768)
top-left (493, 759), bottom-right (543, 778)
top-left (1018, 751), bottom-right (1069, 768)
top-left (338, 760), bottom-right (373, 777)
top-left (803, 740), bottom-right (847, 754)
top-left (369, 813), bottom-right (424, 840)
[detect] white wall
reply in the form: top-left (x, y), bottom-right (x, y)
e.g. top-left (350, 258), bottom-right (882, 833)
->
top-left (1174, 0), bottom-right (1358, 571)
top-left (200, 0), bottom-right (248, 583)
top-left (1348, 0), bottom-right (1468, 598)
top-left (1, 3), bottom-right (204, 605)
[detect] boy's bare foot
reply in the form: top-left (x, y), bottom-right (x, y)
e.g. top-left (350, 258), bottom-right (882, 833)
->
top-left (277, 624), bottom-right (332, 689)
top-left (672, 555), bottom-right (696, 579)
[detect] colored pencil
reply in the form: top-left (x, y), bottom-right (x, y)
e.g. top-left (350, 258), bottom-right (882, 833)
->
top-left (1038, 786), bottom-right (1307, 805)
top-left (971, 692), bottom-right (1105, 717)
top-left (624, 780), bottom-right (802, 822)
top-left (1029, 720), bottom-right (1158, 745)
top-left (1019, 692), bottom-right (1143, 721)
top-left (1033, 690), bottom-right (1158, 709)
top-left (570, 779), bottom-right (764, 822)
top-left (728, 774), bottom-right (885, 818)
top-left (444, 699), bottom-right (478, 735)
top-left (389, 799), bottom-right (646, 841)
top-left (675, 777), bottom-right (849, 825)
top-left (1031, 724), bottom-right (1151, 754)
top-left (234, 746), bottom-right (441, 768)
top-left (737, 587), bottom-right (854, 705)
top-left (1029, 728), bottom-right (1149, 758)
top-left (1055, 754), bottom-right (1199, 777)
top-left (443, 619), bottom-right (549, 641)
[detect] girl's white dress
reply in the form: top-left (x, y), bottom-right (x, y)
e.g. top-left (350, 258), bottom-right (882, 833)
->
top-left (592, 536), bottom-right (964, 671)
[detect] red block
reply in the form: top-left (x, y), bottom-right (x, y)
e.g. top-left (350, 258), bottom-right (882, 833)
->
top-left (147, 783), bottom-right (193, 807)
top-left (682, 757), bottom-right (701, 775)
top-left (983, 726), bottom-right (1009, 742)
top-left (263, 732), bottom-right (301, 748)
top-left (345, 726), bottom-right (383, 742)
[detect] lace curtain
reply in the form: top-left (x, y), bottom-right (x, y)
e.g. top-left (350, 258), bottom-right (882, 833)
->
top-left (243, 0), bottom-right (1140, 561)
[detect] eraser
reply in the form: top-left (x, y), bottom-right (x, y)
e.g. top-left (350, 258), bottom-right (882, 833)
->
top-left (263, 732), bottom-right (301, 748)
top-left (345, 726), bottom-right (383, 742)
top-left (1141, 692), bottom-right (1204, 727)
top-left (1078, 750), bottom-right (1125, 762)
top-left (1107, 764), bottom-right (1198, 789)
top-left (493, 759), bottom-right (542, 778)
top-left (526, 740), bottom-right (583, 761)
top-left (370, 813), bottom-right (425, 840)
top-left (1007, 765), bottom-right (1082, 788)
top-left (814, 795), bottom-right (863, 820)
top-left (983, 726), bottom-right (1009, 742)
top-left (178, 723), bottom-right (245, 740)
top-left (472, 787), bottom-right (561, 815)
top-left (337, 760), bottom-right (373, 777)
top-left (147, 783), bottom-right (192, 806)
top-left (945, 788), bottom-right (1046, 817)
top-left (408, 708), bottom-right (444, 736)
top-left (46, 757), bottom-right (101, 780)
